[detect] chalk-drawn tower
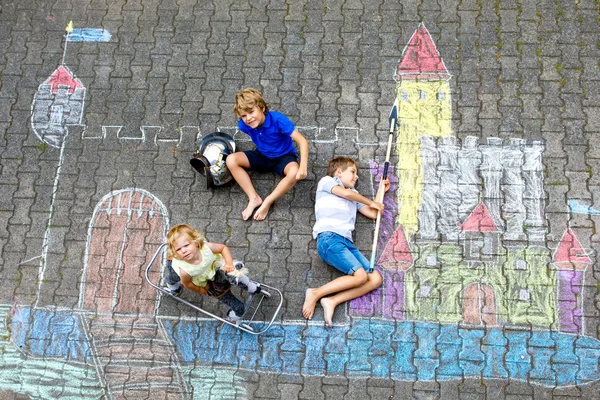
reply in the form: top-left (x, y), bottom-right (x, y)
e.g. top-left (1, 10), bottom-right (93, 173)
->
top-left (394, 23), bottom-right (452, 235)
top-left (32, 125), bottom-right (198, 398)
top-left (31, 65), bottom-right (85, 148)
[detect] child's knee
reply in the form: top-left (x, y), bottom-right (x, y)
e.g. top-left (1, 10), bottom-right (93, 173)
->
top-left (283, 163), bottom-right (299, 179)
top-left (225, 153), bottom-right (238, 168)
top-left (369, 270), bottom-right (383, 287)
top-left (352, 268), bottom-right (368, 285)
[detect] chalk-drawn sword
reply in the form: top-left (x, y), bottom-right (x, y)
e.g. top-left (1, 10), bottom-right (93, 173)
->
top-left (369, 99), bottom-right (398, 272)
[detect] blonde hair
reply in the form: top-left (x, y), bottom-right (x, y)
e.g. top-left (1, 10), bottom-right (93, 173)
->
top-left (327, 156), bottom-right (358, 177)
top-left (234, 88), bottom-right (269, 118)
top-left (167, 224), bottom-right (205, 259)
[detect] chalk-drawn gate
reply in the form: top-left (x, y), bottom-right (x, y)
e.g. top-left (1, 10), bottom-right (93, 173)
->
top-left (79, 189), bottom-right (188, 398)
top-left (463, 283), bottom-right (497, 326)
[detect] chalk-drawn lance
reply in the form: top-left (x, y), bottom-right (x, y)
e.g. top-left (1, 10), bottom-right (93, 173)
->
top-left (369, 99), bottom-right (398, 272)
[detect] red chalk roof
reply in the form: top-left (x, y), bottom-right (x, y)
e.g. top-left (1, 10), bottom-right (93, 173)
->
top-left (44, 65), bottom-right (84, 94)
top-left (460, 203), bottom-right (498, 232)
top-left (394, 23), bottom-right (450, 81)
top-left (379, 225), bottom-right (413, 269)
top-left (553, 228), bottom-right (592, 266)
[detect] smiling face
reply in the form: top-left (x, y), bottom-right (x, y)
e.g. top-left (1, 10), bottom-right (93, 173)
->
top-left (239, 106), bottom-right (266, 129)
top-left (173, 235), bottom-right (200, 262)
top-left (336, 164), bottom-right (358, 189)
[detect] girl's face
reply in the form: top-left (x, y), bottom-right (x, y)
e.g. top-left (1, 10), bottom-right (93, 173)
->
top-left (173, 235), bottom-right (199, 261)
top-left (239, 106), bottom-right (266, 129)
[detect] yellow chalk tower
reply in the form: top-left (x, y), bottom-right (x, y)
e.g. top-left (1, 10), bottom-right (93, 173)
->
top-left (394, 23), bottom-right (453, 236)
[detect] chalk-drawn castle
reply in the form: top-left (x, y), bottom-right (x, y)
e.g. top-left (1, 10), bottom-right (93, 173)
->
top-left (366, 24), bottom-right (592, 334)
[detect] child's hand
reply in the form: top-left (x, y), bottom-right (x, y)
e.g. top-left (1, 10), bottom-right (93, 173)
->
top-left (295, 166), bottom-right (308, 180)
top-left (382, 178), bottom-right (391, 192)
top-left (222, 263), bottom-right (235, 273)
top-left (370, 201), bottom-right (385, 212)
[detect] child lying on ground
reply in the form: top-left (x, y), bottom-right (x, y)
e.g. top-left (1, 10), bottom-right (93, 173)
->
top-left (303, 157), bottom-right (389, 327)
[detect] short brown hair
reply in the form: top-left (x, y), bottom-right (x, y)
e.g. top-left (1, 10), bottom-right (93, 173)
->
top-left (167, 224), bottom-right (205, 259)
top-left (234, 88), bottom-right (269, 118)
top-left (327, 156), bottom-right (357, 177)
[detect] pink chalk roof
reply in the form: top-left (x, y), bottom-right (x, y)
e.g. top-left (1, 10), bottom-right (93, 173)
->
top-left (394, 23), bottom-right (450, 80)
top-left (44, 65), bottom-right (84, 94)
top-left (379, 225), bottom-right (413, 266)
top-left (460, 203), bottom-right (498, 232)
top-left (553, 228), bottom-right (592, 266)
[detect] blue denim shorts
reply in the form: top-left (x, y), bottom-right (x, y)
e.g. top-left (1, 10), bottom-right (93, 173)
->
top-left (244, 150), bottom-right (298, 177)
top-left (316, 231), bottom-right (370, 275)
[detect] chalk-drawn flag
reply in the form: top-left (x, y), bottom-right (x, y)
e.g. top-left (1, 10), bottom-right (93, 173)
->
top-left (67, 28), bottom-right (111, 42)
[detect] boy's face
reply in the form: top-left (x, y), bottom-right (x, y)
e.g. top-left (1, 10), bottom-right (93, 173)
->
top-left (239, 106), bottom-right (266, 129)
top-left (336, 164), bottom-right (358, 189)
top-left (173, 235), bottom-right (199, 261)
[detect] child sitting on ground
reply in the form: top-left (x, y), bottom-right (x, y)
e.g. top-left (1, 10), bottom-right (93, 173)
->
top-left (164, 224), bottom-right (269, 321)
top-left (302, 156), bottom-right (389, 327)
top-left (226, 88), bottom-right (309, 221)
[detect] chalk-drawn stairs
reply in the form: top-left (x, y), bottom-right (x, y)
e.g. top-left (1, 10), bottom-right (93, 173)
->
top-left (85, 314), bottom-right (188, 398)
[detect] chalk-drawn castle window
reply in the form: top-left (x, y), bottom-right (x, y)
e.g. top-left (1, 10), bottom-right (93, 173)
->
top-left (50, 105), bottom-right (63, 125)
top-left (418, 284), bottom-right (432, 298)
top-left (464, 233), bottom-right (500, 264)
top-left (437, 91), bottom-right (446, 100)
top-left (469, 239), bottom-right (482, 258)
top-left (519, 289), bottom-right (530, 301)
top-left (401, 91), bottom-right (409, 102)
top-left (515, 259), bottom-right (527, 270)
top-left (418, 90), bottom-right (426, 100)
top-left (426, 254), bottom-right (437, 266)
top-left (482, 237), bottom-right (494, 255)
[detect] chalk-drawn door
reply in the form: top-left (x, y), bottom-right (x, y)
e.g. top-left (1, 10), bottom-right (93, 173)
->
top-left (80, 189), bottom-right (168, 315)
top-left (463, 283), bottom-right (497, 326)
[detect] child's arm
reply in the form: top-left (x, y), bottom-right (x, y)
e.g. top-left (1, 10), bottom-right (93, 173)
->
top-left (290, 130), bottom-right (309, 180)
top-left (179, 270), bottom-right (209, 295)
top-left (206, 242), bottom-right (235, 273)
top-left (357, 179), bottom-right (391, 219)
top-left (331, 180), bottom-right (390, 220)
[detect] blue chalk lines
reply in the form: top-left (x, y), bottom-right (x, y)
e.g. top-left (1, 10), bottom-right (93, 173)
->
top-left (5, 306), bottom-right (600, 395)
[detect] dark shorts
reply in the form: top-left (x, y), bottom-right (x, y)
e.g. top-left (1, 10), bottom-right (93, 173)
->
top-left (244, 150), bottom-right (298, 177)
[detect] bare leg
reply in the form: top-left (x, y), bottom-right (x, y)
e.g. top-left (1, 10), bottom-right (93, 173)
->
top-left (302, 269), bottom-right (368, 319)
top-left (254, 162), bottom-right (299, 221)
top-left (226, 153), bottom-right (262, 220)
top-left (320, 270), bottom-right (382, 327)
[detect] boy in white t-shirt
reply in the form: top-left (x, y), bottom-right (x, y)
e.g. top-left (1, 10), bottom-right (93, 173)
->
top-left (302, 156), bottom-right (389, 327)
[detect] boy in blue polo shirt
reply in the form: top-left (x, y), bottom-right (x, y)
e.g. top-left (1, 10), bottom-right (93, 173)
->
top-left (302, 156), bottom-right (389, 327)
top-left (226, 88), bottom-right (309, 221)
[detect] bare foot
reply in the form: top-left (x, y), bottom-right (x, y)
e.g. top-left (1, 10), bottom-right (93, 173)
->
top-left (253, 201), bottom-right (272, 221)
top-left (242, 197), bottom-right (262, 220)
top-left (302, 288), bottom-right (319, 319)
top-left (320, 297), bottom-right (336, 328)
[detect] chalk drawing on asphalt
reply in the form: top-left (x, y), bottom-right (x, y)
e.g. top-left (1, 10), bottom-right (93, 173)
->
top-left (79, 188), bottom-right (169, 314)
top-left (31, 22), bottom-right (112, 148)
top-left (67, 28), bottom-right (112, 42)
top-left (17, 20), bottom-right (600, 396)
top-left (363, 24), bottom-right (593, 338)
top-left (394, 23), bottom-right (453, 236)
top-left (568, 198), bottom-right (600, 215)
top-left (31, 65), bottom-right (85, 148)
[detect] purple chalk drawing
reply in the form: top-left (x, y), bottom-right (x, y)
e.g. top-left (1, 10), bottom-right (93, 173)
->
top-left (557, 270), bottom-right (584, 334)
top-left (349, 160), bottom-right (400, 317)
